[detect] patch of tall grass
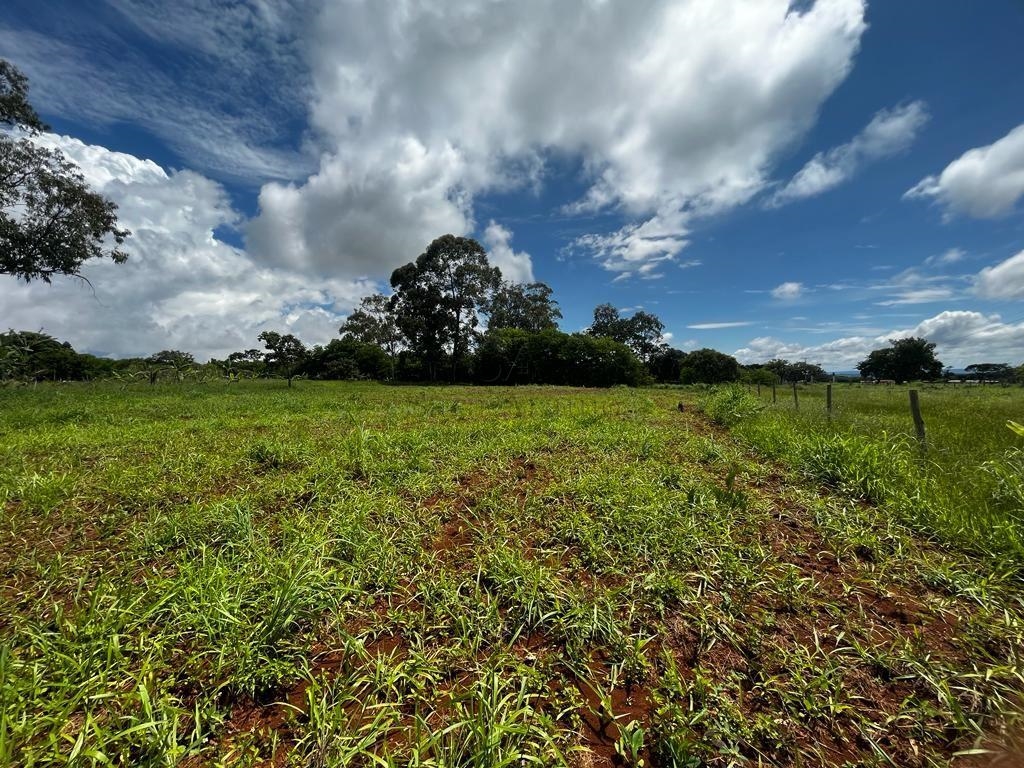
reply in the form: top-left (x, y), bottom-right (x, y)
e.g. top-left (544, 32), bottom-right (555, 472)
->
top-left (700, 384), bottom-right (1024, 565)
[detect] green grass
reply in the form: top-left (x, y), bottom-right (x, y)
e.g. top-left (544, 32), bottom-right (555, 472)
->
top-left (2, 381), bottom-right (1024, 766)
top-left (703, 382), bottom-right (1024, 565)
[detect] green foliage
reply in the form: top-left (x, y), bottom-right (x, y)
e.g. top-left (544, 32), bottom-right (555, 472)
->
top-left (678, 348), bottom-right (740, 384)
top-left (0, 330), bottom-right (115, 382)
top-left (726, 382), bottom-right (1024, 563)
top-left (303, 338), bottom-right (390, 380)
top-left (698, 384), bottom-right (763, 426)
top-left (587, 303), bottom-right (666, 363)
top-left (475, 327), bottom-right (646, 386)
top-left (258, 330), bottom-right (307, 386)
top-left (1, 60), bottom-right (130, 282)
top-left (759, 358), bottom-right (829, 383)
top-left (390, 234), bottom-right (501, 382)
top-left (486, 281), bottom-right (562, 332)
top-left (338, 293), bottom-right (402, 371)
top-left (857, 336), bottom-right (943, 383)
top-left (646, 346), bottom-right (688, 383)
top-left (0, 59), bottom-right (47, 131)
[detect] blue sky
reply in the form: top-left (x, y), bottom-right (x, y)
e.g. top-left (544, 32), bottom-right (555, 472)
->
top-left (2, 0), bottom-right (1024, 367)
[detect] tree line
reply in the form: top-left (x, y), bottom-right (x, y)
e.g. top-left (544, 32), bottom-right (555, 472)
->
top-left (6, 234), bottom-right (1022, 388)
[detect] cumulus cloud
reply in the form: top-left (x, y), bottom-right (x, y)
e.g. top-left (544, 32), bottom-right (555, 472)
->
top-left (770, 100), bottom-right (929, 206)
top-left (0, 135), bottom-right (371, 359)
top-left (245, 137), bottom-right (473, 279)
top-left (247, 0), bottom-right (867, 279)
top-left (905, 123), bottom-right (1024, 218)
top-left (975, 250), bottom-right (1024, 300)
top-left (735, 310), bottom-right (1024, 367)
top-left (482, 222), bottom-right (534, 284)
top-left (772, 281), bottom-right (805, 299)
top-left (573, 209), bottom-right (690, 281)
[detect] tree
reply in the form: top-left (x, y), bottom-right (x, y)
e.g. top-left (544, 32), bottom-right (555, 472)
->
top-left (678, 348), bottom-right (741, 384)
top-left (647, 346), bottom-right (688, 383)
top-left (741, 365), bottom-right (777, 386)
top-left (220, 348), bottom-right (265, 379)
top-left (586, 304), bottom-right (666, 363)
top-left (0, 330), bottom-right (81, 381)
top-left (486, 281), bottom-right (562, 332)
top-left (390, 235), bottom-right (501, 382)
top-left (340, 294), bottom-right (402, 357)
top-left (144, 350), bottom-right (195, 383)
top-left (474, 328), bottom-right (645, 387)
top-left (303, 338), bottom-right (390, 380)
top-left (1, 59), bottom-right (130, 282)
top-left (761, 358), bottom-right (829, 383)
top-left (965, 363), bottom-right (1012, 383)
top-left (258, 331), bottom-right (307, 387)
top-left (857, 337), bottom-right (943, 383)
top-left (339, 293), bottom-right (402, 379)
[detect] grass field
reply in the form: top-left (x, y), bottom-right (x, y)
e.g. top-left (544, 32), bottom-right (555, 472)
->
top-left (3, 381), bottom-right (1024, 767)
top-left (705, 382), bottom-right (1024, 565)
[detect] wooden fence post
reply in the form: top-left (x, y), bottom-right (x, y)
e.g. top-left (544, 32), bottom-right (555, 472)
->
top-left (909, 389), bottom-right (926, 449)
top-left (757, 382), bottom-right (761, 396)
top-left (792, 382), bottom-right (799, 410)
top-left (826, 383), bottom-right (832, 415)
top-left (772, 382), bottom-right (777, 404)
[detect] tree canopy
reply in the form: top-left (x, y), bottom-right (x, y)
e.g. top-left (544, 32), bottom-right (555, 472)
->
top-left (390, 235), bottom-right (501, 382)
top-left (258, 331), bottom-right (307, 387)
top-left (586, 303), bottom-right (665, 363)
top-left (1, 60), bottom-right (130, 283)
top-left (857, 337), bottom-right (943, 383)
top-left (679, 348), bottom-right (741, 384)
top-left (965, 363), bottom-right (1013, 382)
top-left (762, 359), bottom-right (829, 383)
top-left (486, 281), bottom-right (562, 333)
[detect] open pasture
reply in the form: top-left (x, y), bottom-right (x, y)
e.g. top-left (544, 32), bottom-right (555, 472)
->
top-left (2, 382), bottom-right (1024, 767)
top-left (716, 382), bottom-right (1024, 564)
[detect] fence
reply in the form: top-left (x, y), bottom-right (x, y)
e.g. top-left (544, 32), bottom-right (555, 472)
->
top-left (752, 381), bottom-right (929, 450)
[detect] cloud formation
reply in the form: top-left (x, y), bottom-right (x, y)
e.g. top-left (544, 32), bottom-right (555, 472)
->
top-left (688, 321), bottom-right (754, 330)
top-left (770, 101), bottom-right (929, 206)
top-left (736, 310), bottom-right (1024, 367)
top-left (906, 123), bottom-right (1024, 218)
top-left (247, 0), bottom-right (868, 279)
top-left (0, 135), bottom-right (371, 359)
top-left (482, 222), bottom-right (534, 284)
top-left (975, 250), bottom-right (1024, 300)
top-left (772, 281), bottom-right (805, 299)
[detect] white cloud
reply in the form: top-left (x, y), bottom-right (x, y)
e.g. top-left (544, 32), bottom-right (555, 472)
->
top-left (573, 208), bottom-right (690, 280)
top-left (688, 321), bottom-right (754, 330)
top-left (482, 221), bottom-right (534, 284)
top-left (770, 100), bottom-right (929, 205)
top-left (772, 281), bottom-right (805, 299)
top-left (924, 247), bottom-right (966, 267)
top-left (975, 250), bottom-right (1024, 300)
top-left (0, 135), bottom-right (371, 360)
top-left (905, 123), bottom-right (1024, 218)
top-left (245, 137), bottom-right (473, 279)
top-left (736, 310), bottom-right (1024, 367)
top-left (875, 287), bottom-right (953, 306)
top-left (247, 0), bottom-right (867, 279)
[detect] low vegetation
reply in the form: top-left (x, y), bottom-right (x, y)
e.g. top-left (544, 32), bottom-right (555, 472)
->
top-left (3, 381), bottom-right (1024, 766)
top-left (701, 382), bottom-right (1024, 564)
